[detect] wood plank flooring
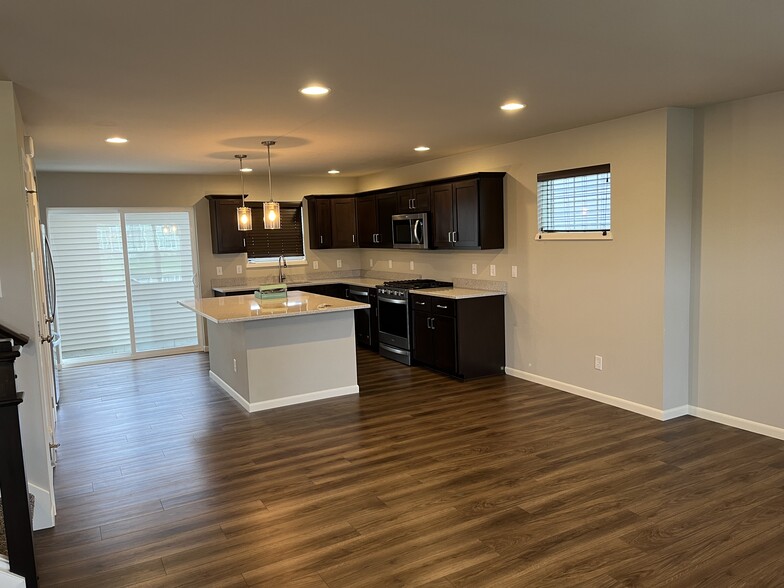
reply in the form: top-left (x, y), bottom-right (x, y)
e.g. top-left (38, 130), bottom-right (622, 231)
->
top-left (34, 350), bottom-right (784, 586)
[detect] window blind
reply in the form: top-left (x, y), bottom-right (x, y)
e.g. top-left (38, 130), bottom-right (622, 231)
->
top-left (537, 164), bottom-right (611, 233)
top-left (246, 202), bottom-right (305, 260)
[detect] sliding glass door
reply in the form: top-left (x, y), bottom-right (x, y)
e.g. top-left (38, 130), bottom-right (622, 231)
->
top-left (47, 208), bottom-right (200, 364)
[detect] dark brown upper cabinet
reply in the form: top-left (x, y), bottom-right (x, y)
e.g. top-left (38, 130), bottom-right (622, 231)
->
top-left (397, 186), bottom-right (430, 213)
top-left (206, 195), bottom-right (246, 254)
top-left (306, 196), bottom-right (334, 249)
top-left (330, 197), bottom-right (358, 248)
top-left (357, 192), bottom-right (398, 248)
top-left (431, 174), bottom-right (504, 249)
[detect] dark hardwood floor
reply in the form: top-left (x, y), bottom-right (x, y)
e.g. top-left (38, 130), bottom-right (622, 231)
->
top-left (34, 349), bottom-right (784, 586)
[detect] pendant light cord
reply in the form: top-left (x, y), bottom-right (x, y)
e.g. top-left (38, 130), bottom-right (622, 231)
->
top-left (263, 140), bottom-right (275, 202)
top-left (238, 155), bottom-right (246, 205)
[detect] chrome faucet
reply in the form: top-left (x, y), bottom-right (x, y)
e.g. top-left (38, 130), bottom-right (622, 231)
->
top-left (278, 255), bottom-right (287, 283)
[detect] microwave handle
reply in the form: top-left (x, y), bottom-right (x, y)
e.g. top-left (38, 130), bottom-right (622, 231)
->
top-left (413, 219), bottom-right (422, 244)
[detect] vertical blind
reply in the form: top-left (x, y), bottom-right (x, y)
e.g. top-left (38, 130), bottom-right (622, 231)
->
top-left (246, 202), bottom-right (305, 260)
top-left (537, 164), bottom-right (611, 233)
top-left (47, 209), bottom-right (199, 363)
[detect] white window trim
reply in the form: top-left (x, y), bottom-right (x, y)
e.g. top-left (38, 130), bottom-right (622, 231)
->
top-left (246, 256), bottom-right (308, 268)
top-left (536, 231), bottom-right (614, 241)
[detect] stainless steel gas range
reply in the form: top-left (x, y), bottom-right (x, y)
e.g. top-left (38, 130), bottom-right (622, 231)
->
top-left (376, 279), bottom-right (452, 365)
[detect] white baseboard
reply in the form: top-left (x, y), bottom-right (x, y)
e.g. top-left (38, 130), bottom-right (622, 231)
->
top-left (505, 367), bottom-right (675, 420)
top-left (209, 371), bottom-right (358, 413)
top-left (0, 568), bottom-right (26, 588)
top-left (29, 481), bottom-right (54, 530)
top-left (689, 406), bottom-right (784, 441)
top-left (505, 367), bottom-right (784, 440)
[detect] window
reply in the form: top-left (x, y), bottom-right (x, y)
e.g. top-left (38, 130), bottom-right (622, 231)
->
top-left (246, 202), bottom-right (306, 265)
top-left (536, 164), bottom-right (612, 240)
top-left (47, 208), bottom-right (200, 363)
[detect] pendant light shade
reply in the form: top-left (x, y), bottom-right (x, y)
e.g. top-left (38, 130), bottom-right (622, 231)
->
top-left (262, 140), bottom-right (281, 230)
top-left (235, 154), bottom-right (252, 231)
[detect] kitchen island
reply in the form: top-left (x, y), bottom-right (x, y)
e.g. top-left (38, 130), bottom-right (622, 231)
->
top-left (179, 291), bottom-right (370, 412)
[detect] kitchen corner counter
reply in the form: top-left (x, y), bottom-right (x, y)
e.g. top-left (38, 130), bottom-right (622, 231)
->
top-left (415, 287), bottom-right (506, 300)
top-left (179, 291), bottom-right (369, 323)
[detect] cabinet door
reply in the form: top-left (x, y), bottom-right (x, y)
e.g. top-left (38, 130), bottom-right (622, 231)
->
top-left (397, 189), bottom-right (413, 212)
top-left (432, 315), bottom-right (457, 374)
top-left (431, 183), bottom-right (454, 248)
top-left (411, 186), bottom-right (431, 212)
top-left (412, 311), bottom-right (433, 365)
top-left (307, 198), bottom-right (333, 249)
top-left (376, 192), bottom-right (399, 248)
top-left (453, 179), bottom-right (479, 248)
top-left (355, 196), bottom-right (378, 247)
top-left (208, 197), bottom-right (246, 254)
top-left (331, 197), bottom-right (358, 248)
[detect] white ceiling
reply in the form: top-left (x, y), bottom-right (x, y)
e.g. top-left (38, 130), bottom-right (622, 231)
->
top-left (2, 0), bottom-right (784, 176)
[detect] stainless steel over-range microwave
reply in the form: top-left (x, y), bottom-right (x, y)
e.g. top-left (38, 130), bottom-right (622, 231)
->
top-left (392, 213), bottom-right (430, 249)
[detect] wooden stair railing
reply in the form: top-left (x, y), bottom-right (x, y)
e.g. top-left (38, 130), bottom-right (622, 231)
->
top-left (0, 329), bottom-right (38, 587)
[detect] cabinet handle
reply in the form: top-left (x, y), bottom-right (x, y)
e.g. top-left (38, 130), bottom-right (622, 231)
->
top-left (352, 234), bottom-right (355, 243)
top-left (415, 301), bottom-right (426, 306)
top-left (436, 304), bottom-right (447, 309)
top-left (320, 235), bottom-right (324, 244)
top-left (447, 231), bottom-right (452, 243)
top-left (410, 198), bottom-right (414, 209)
top-left (453, 231), bottom-right (458, 242)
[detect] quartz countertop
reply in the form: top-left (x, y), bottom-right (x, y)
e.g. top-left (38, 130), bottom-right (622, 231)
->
top-left (179, 291), bottom-right (370, 324)
top-left (412, 287), bottom-right (506, 300)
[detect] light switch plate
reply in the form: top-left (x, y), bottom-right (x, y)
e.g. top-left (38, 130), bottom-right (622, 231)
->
top-left (369, 258), bottom-right (374, 267)
top-left (236, 265), bottom-right (243, 274)
top-left (388, 260), bottom-right (393, 269)
top-left (409, 261), bottom-right (414, 270)
top-left (471, 263), bottom-right (477, 275)
top-left (313, 260), bottom-right (319, 270)
top-left (216, 266), bottom-right (223, 276)
top-left (512, 265), bottom-right (518, 278)
top-left (490, 264), bottom-right (496, 277)
top-left (337, 259), bottom-right (342, 268)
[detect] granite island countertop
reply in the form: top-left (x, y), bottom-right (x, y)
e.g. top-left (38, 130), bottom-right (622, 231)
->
top-left (179, 291), bottom-right (369, 324)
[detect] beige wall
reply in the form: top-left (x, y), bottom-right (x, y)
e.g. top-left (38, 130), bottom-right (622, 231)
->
top-left (692, 91), bottom-right (784, 429)
top-left (358, 109), bottom-right (682, 411)
top-left (0, 82), bottom-right (51, 518)
top-left (37, 172), bottom-right (361, 297)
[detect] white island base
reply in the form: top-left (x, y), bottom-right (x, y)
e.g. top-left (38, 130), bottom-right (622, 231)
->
top-left (179, 292), bottom-right (369, 413)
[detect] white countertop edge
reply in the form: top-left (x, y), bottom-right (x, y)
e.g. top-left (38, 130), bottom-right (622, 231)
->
top-left (414, 288), bottom-right (506, 299)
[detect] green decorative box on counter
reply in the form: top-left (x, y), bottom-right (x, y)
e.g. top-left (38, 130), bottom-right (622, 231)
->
top-left (255, 284), bottom-right (288, 299)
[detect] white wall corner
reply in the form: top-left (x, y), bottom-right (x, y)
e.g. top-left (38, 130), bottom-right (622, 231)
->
top-left (29, 481), bottom-right (54, 530)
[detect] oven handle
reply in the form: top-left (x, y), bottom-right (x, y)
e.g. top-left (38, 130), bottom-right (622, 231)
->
top-left (378, 297), bottom-right (408, 305)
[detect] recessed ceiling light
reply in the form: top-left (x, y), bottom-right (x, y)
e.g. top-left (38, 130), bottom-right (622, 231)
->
top-left (328, 169), bottom-right (340, 174)
top-left (500, 102), bottom-right (526, 111)
top-left (240, 167), bottom-right (252, 173)
top-left (414, 146), bottom-right (430, 152)
top-left (300, 85), bottom-right (330, 96)
top-left (105, 136), bottom-right (128, 143)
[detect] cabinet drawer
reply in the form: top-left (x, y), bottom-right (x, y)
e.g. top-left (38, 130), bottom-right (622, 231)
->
top-left (431, 298), bottom-right (455, 316)
top-left (410, 294), bottom-right (431, 312)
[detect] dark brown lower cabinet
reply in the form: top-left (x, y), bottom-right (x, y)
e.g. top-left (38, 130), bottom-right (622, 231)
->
top-left (411, 294), bottom-right (504, 379)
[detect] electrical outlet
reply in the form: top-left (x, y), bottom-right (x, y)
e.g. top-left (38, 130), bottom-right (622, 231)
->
top-left (369, 258), bottom-right (374, 267)
top-left (511, 265), bottom-right (518, 278)
top-left (236, 265), bottom-right (243, 274)
top-left (388, 260), bottom-right (393, 269)
top-left (409, 261), bottom-right (414, 270)
top-left (233, 358), bottom-right (238, 373)
top-left (337, 259), bottom-right (342, 268)
top-left (313, 260), bottom-right (319, 270)
top-left (216, 266), bottom-right (223, 276)
top-left (471, 263), bottom-right (477, 275)
top-left (594, 355), bottom-right (603, 371)
top-left (490, 264), bottom-right (496, 277)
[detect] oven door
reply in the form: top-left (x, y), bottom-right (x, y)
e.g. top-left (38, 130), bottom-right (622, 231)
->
top-left (377, 294), bottom-right (410, 350)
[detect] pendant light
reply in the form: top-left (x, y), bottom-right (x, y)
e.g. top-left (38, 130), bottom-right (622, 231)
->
top-left (235, 154), bottom-right (252, 231)
top-left (262, 140), bottom-right (281, 230)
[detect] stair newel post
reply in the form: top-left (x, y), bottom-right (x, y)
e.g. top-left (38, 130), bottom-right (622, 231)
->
top-left (0, 338), bottom-right (38, 587)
